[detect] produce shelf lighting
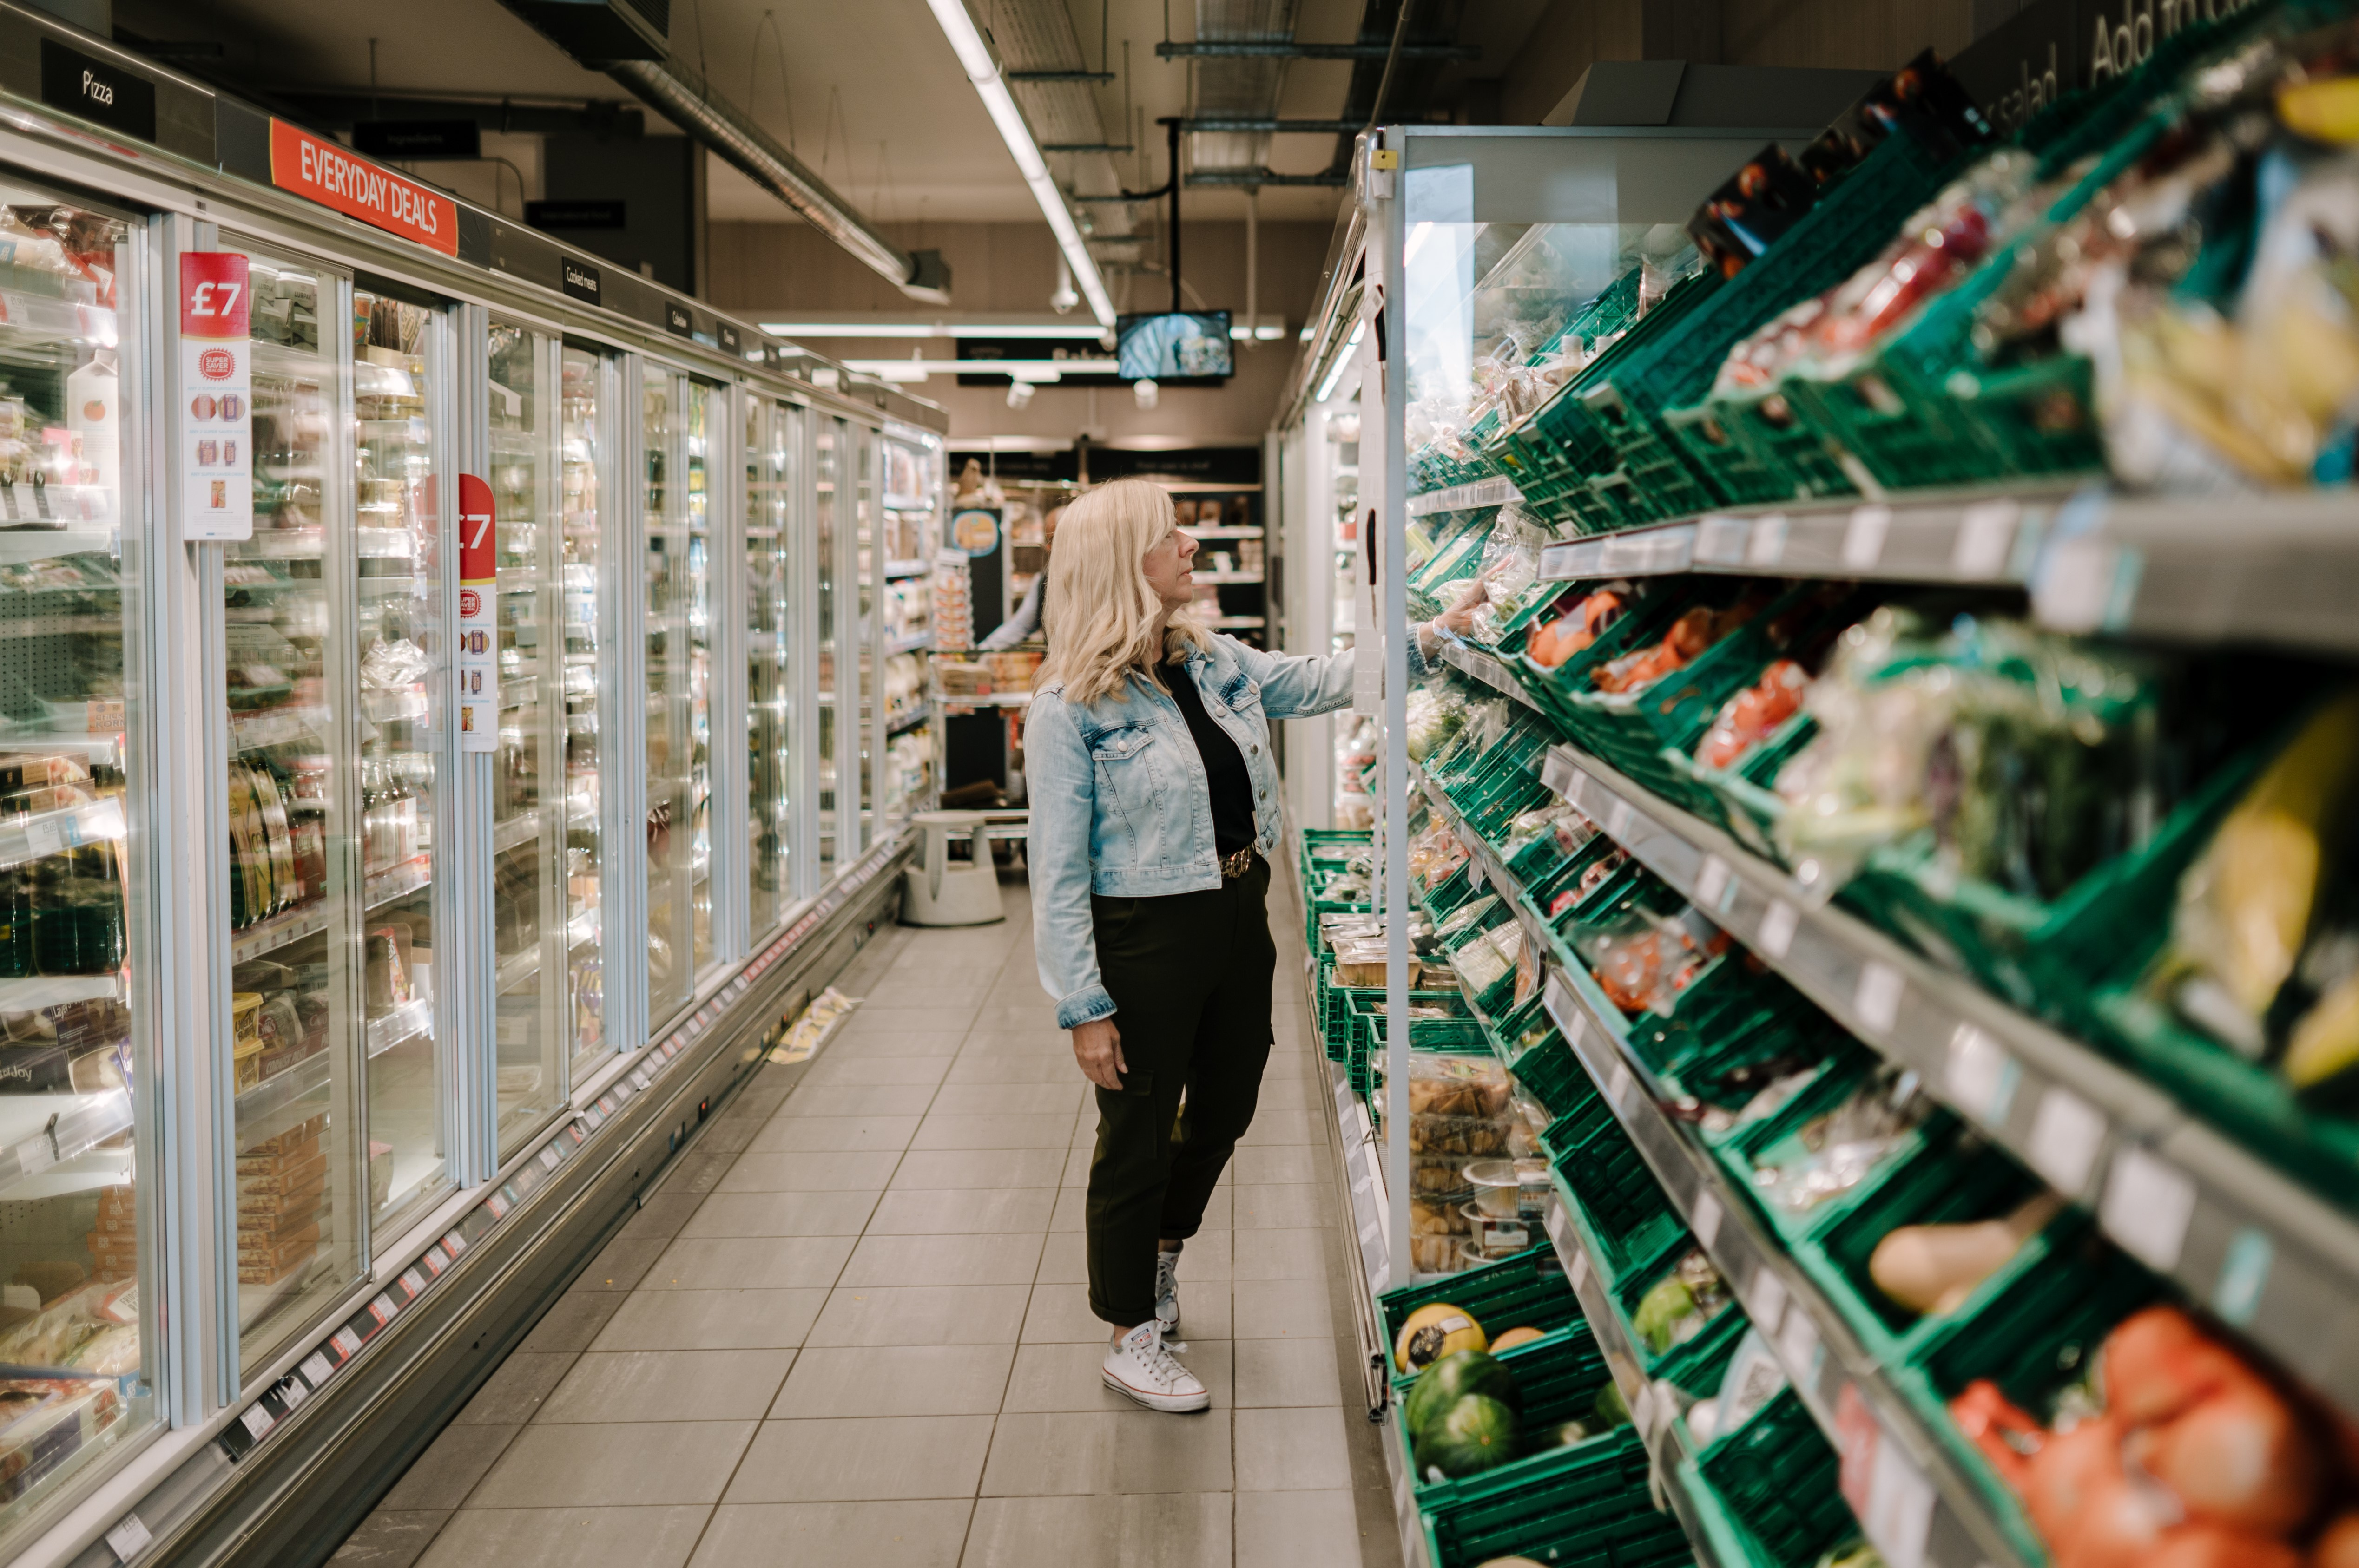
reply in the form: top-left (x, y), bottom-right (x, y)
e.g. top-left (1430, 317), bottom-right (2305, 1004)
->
top-left (925, 0), bottom-right (1117, 330)
top-left (1314, 319), bottom-right (1366, 403)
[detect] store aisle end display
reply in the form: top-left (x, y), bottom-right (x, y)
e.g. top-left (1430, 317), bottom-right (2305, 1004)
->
top-left (1303, 15), bottom-right (2359, 1568)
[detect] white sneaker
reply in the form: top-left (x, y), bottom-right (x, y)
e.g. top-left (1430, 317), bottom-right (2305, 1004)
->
top-left (1155, 1245), bottom-right (1182, 1339)
top-left (1103, 1319), bottom-right (1210, 1413)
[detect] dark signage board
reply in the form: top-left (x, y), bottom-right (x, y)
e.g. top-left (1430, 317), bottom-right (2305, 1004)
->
top-left (40, 41), bottom-right (156, 142)
top-left (560, 257), bottom-right (602, 306)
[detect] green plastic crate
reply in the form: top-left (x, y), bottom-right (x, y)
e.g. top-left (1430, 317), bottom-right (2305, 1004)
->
top-left (1695, 1389), bottom-right (1855, 1568)
top-left (1378, 1241), bottom-right (1581, 1358)
top-left (1575, 125), bottom-right (1971, 523)
top-left (1418, 1424), bottom-right (1691, 1568)
top-left (1835, 732), bottom-right (2276, 1017)
top-left (1664, 382), bottom-right (1860, 509)
top-left (2084, 988), bottom-right (2359, 1224)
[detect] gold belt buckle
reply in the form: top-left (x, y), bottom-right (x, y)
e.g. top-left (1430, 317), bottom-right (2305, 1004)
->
top-left (1220, 846), bottom-right (1256, 880)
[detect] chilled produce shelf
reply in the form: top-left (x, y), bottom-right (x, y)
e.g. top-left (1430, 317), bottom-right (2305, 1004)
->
top-left (1540, 1194), bottom-right (1734, 1568)
top-left (1413, 759), bottom-right (2022, 1566)
top-left (1520, 485), bottom-right (2359, 660)
top-left (1530, 739), bottom-right (2359, 1424)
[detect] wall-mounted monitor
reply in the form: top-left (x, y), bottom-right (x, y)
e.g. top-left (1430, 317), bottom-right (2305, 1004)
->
top-left (1115, 311), bottom-right (1232, 381)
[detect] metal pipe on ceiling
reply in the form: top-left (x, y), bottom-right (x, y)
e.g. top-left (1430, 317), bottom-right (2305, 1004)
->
top-left (1154, 40), bottom-right (1476, 59)
top-left (605, 53), bottom-right (949, 303)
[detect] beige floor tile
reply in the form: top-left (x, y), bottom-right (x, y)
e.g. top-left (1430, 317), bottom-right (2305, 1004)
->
top-left (641, 1235), bottom-right (855, 1292)
top-left (1232, 1184), bottom-right (1332, 1231)
top-left (867, 1186), bottom-right (1055, 1235)
top-left (1233, 1229), bottom-right (1333, 1281)
top-left (1232, 1337), bottom-right (1343, 1408)
top-left (911, 1112), bottom-right (1078, 1150)
top-left (805, 1283), bottom-right (1033, 1346)
top-left (890, 1147), bottom-right (1064, 1191)
top-left (680, 1189), bottom-right (880, 1238)
top-left (962, 1493), bottom-right (1232, 1568)
top-left (1234, 1407), bottom-right (1355, 1491)
top-left (589, 1289), bottom-right (827, 1352)
top-left (1232, 1145), bottom-right (1323, 1184)
top-left (688, 1501), bottom-right (974, 1568)
top-left (774, 1343), bottom-right (1014, 1418)
top-left (1232, 1276), bottom-right (1333, 1339)
top-left (775, 1083), bottom-right (941, 1119)
top-left (799, 1054), bottom-right (951, 1089)
top-left (467, 1420), bottom-right (756, 1508)
top-left (721, 1414), bottom-right (997, 1502)
top-left (747, 1115), bottom-right (920, 1155)
top-left (928, 1081), bottom-right (1088, 1117)
top-left (715, 1149), bottom-right (904, 1193)
top-left (839, 1232), bottom-right (1045, 1288)
top-left (416, 1506), bottom-right (712, 1568)
top-left (979, 1411), bottom-right (1232, 1496)
top-left (538, 1348), bottom-right (795, 1424)
top-left (1234, 1490), bottom-right (1366, 1568)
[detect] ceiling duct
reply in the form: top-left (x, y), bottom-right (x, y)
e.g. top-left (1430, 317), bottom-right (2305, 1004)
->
top-left (1186, 0), bottom-right (1301, 186)
top-left (493, 0), bottom-right (949, 303)
top-left (982, 0), bottom-right (1140, 254)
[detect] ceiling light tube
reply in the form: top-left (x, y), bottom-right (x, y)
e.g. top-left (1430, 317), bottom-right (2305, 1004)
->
top-left (1314, 319), bottom-right (1367, 403)
top-left (925, 0), bottom-right (1118, 328)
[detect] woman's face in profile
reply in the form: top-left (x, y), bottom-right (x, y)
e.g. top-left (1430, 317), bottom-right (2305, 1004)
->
top-left (1140, 517), bottom-right (1199, 612)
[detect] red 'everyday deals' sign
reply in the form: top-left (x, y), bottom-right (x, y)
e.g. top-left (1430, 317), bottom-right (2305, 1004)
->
top-left (268, 120), bottom-right (459, 257)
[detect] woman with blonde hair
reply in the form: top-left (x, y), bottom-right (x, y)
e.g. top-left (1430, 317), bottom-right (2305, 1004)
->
top-left (1026, 476), bottom-right (1470, 1411)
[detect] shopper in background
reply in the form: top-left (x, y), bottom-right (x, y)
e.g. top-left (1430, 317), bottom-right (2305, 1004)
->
top-left (979, 504), bottom-right (1062, 651)
top-left (1026, 476), bottom-right (1471, 1412)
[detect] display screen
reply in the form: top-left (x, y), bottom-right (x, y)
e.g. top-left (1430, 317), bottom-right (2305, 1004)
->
top-left (1116, 312), bottom-right (1232, 381)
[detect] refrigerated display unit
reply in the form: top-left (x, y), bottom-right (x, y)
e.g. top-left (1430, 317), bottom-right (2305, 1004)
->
top-left (0, 14), bottom-right (946, 1565)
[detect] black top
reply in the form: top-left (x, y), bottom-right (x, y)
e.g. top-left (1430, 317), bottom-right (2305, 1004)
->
top-left (1160, 659), bottom-right (1255, 858)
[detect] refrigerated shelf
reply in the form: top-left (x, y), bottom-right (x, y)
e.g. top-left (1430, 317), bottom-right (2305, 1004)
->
top-left (1529, 737), bottom-right (2359, 1424)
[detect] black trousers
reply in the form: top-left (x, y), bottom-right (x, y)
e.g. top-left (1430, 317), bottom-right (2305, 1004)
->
top-left (1084, 854), bottom-right (1276, 1327)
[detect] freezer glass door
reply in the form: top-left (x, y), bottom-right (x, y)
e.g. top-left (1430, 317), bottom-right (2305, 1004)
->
top-left (351, 285), bottom-right (451, 1247)
top-left (643, 370), bottom-right (713, 1024)
top-left (746, 399), bottom-right (794, 933)
top-left (559, 346), bottom-right (607, 1071)
top-left (852, 424), bottom-right (876, 852)
top-left (488, 322), bottom-right (563, 1151)
top-left (813, 418), bottom-right (837, 881)
top-left (0, 188), bottom-right (156, 1541)
top-left (230, 249), bottom-right (364, 1364)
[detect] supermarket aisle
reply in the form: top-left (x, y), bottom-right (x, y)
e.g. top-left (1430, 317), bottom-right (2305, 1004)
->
top-left (333, 872), bottom-right (1405, 1568)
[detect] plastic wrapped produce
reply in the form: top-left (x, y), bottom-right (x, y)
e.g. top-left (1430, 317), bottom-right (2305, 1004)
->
top-left (1749, 1064), bottom-right (1931, 1215)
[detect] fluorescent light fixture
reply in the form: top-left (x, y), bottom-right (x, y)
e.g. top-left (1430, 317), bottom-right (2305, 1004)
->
top-left (759, 319), bottom-right (1110, 340)
top-left (1255, 322), bottom-right (1286, 341)
top-left (1313, 319), bottom-right (1367, 403)
top-left (842, 356), bottom-right (1120, 381)
top-left (925, 0), bottom-right (1117, 329)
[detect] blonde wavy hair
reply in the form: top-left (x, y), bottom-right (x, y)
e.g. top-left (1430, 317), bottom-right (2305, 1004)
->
top-left (1036, 477), bottom-right (1213, 703)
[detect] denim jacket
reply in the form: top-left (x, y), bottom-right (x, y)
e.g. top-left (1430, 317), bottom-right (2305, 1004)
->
top-left (1027, 634), bottom-right (1421, 1029)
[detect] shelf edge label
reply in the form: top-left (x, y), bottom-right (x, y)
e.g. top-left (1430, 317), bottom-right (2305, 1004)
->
top-left (457, 473), bottom-right (497, 751)
top-left (268, 120), bottom-right (461, 257)
top-left (180, 252), bottom-right (253, 542)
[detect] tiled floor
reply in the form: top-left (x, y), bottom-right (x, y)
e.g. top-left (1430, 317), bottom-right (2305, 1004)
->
top-left (332, 875), bottom-right (1404, 1568)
